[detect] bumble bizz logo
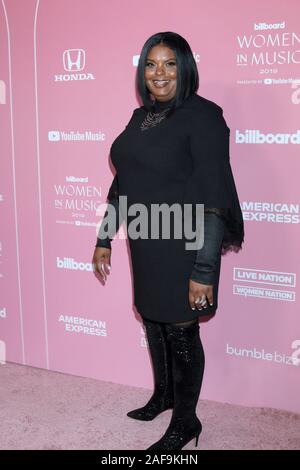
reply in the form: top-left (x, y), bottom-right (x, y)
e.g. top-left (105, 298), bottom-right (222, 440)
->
top-left (226, 342), bottom-right (300, 367)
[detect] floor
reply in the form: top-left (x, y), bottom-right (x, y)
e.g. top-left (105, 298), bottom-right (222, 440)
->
top-left (0, 362), bottom-right (299, 450)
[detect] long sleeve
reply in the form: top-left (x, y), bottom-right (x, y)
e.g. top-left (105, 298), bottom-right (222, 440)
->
top-left (95, 174), bottom-right (121, 249)
top-left (189, 209), bottom-right (225, 285)
top-left (185, 103), bottom-right (244, 254)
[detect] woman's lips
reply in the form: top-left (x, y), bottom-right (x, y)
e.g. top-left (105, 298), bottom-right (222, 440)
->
top-left (153, 80), bottom-right (170, 88)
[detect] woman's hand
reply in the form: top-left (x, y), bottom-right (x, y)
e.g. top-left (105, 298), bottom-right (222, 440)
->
top-left (189, 279), bottom-right (213, 310)
top-left (92, 247), bottom-right (111, 283)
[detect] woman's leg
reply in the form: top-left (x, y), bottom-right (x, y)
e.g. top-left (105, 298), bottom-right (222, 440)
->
top-left (127, 318), bottom-right (173, 421)
top-left (146, 318), bottom-right (205, 450)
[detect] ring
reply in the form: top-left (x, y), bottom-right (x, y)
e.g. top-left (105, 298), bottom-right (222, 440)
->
top-left (195, 295), bottom-right (207, 306)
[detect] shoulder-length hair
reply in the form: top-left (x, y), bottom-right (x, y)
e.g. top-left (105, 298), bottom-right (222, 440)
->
top-left (136, 31), bottom-right (199, 115)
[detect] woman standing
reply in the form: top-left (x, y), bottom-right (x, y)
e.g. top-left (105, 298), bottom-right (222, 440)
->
top-left (93, 32), bottom-right (244, 450)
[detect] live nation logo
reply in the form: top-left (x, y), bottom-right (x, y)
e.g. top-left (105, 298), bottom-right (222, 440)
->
top-left (233, 267), bottom-right (296, 301)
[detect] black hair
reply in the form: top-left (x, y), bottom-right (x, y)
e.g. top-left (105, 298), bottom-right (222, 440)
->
top-left (136, 31), bottom-right (199, 115)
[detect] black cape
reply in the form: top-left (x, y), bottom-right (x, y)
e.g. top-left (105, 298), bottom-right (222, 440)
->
top-left (104, 93), bottom-right (244, 322)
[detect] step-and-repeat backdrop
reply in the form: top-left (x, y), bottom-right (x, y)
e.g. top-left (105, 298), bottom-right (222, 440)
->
top-left (1, 0), bottom-right (299, 413)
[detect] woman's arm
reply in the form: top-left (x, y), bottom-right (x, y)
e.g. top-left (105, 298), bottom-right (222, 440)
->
top-left (190, 209), bottom-right (225, 285)
top-left (186, 101), bottom-right (244, 255)
top-left (95, 173), bottom-right (121, 249)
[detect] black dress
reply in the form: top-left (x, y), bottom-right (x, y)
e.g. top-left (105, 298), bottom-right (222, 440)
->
top-left (96, 93), bottom-right (244, 323)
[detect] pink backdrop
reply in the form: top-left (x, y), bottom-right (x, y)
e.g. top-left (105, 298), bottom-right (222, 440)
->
top-left (1, 0), bottom-right (299, 414)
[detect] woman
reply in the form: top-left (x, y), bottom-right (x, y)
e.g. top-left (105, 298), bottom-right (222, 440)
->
top-left (92, 32), bottom-right (244, 450)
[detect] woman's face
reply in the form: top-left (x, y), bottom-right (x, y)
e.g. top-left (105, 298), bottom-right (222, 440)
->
top-left (144, 44), bottom-right (177, 102)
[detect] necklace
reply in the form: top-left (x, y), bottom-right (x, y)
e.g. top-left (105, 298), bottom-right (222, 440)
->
top-left (140, 107), bottom-right (170, 131)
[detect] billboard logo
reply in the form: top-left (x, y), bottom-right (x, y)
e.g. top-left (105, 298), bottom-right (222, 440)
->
top-left (63, 49), bottom-right (85, 72)
top-left (254, 21), bottom-right (285, 31)
top-left (56, 257), bottom-right (93, 271)
top-left (236, 129), bottom-right (300, 144)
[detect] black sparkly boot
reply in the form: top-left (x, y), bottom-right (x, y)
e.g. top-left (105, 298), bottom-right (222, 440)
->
top-left (146, 320), bottom-right (204, 450)
top-left (127, 319), bottom-right (173, 421)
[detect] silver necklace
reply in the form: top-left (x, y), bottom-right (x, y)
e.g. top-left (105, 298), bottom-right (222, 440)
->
top-left (140, 107), bottom-right (170, 131)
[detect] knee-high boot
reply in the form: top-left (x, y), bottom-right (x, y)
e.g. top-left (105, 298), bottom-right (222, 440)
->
top-left (127, 319), bottom-right (174, 421)
top-left (146, 320), bottom-right (204, 450)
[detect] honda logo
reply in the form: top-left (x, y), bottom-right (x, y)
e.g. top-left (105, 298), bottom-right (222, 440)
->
top-left (63, 49), bottom-right (85, 72)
